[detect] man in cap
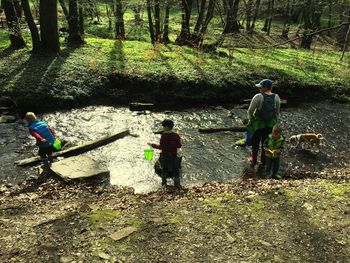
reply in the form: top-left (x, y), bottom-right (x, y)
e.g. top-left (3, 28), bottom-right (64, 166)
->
top-left (247, 79), bottom-right (281, 171)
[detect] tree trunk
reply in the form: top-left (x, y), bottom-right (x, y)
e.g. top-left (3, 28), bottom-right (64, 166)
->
top-left (250, 0), bottom-right (260, 33)
top-left (340, 24), bottom-right (350, 61)
top-left (40, 0), bottom-right (60, 52)
top-left (162, 3), bottom-right (170, 43)
top-left (133, 5), bottom-right (142, 23)
top-left (193, 0), bottom-right (206, 35)
top-left (58, 0), bottom-right (68, 19)
top-left (13, 0), bottom-right (21, 18)
top-left (200, 0), bottom-right (214, 36)
top-left (146, 0), bottom-right (155, 44)
top-left (21, 0), bottom-right (41, 51)
top-left (245, 0), bottom-right (253, 32)
top-left (290, 0), bottom-right (301, 23)
top-left (262, 0), bottom-right (271, 32)
top-left (223, 0), bottom-right (240, 34)
top-left (328, 1), bottom-right (332, 30)
top-left (154, 0), bottom-right (161, 42)
top-left (176, 0), bottom-right (193, 45)
top-left (78, 1), bottom-right (84, 35)
top-left (195, 0), bottom-right (215, 46)
top-left (68, 0), bottom-right (83, 45)
top-left (114, 0), bottom-right (125, 39)
top-left (300, 0), bottom-right (312, 49)
top-left (2, 0), bottom-right (26, 48)
top-left (266, 0), bottom-right (274, 35)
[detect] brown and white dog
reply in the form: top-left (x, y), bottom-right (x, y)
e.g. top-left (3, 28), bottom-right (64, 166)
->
top-left (288, 133), bottom-right (323, 150)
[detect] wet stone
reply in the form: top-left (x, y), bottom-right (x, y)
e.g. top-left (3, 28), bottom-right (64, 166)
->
top-left (0, 115), bottom-right (16, 123)
top-left (50, 155), bottom-right (110, 181)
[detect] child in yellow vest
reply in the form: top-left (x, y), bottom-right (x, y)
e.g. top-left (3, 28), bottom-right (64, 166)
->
top-left (263, 125), bottom-right (285, 179)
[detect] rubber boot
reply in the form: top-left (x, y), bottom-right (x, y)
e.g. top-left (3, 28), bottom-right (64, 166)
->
top-left (42, 157), bottom-right (50, 173)
top-left (48, 155), bottom-right (54, 166)
top-left (251, 149), bottom-right (259, 167)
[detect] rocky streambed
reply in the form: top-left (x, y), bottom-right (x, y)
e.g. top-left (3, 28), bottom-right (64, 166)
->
top-left (1, 102), bottom-right (349, 193)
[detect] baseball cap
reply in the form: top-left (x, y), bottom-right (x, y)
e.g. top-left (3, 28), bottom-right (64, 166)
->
top-left (255, 79), bottom-right (273, 88)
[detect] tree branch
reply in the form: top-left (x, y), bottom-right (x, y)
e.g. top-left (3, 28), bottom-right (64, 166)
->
top-left (265, 22), bottom-right (350, 48)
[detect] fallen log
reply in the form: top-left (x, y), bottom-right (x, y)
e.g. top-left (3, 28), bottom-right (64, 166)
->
top-left (15, 129), bottom-right (130, 166)
top-left (236, 99), bottom-right (287, 109)
top-left (199, 126), bottom-right (246, 133)
top-left (129, 102), bottom-right (154, 111)
top-left (241, 99), bottom-right (287, 104)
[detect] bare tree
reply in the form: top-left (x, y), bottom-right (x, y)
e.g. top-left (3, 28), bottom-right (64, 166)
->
top-left (68, 0), bottom-right (84, 45)
top-left (21, 0), bottom-right (41, 51)
top-left (223, 0), bottom-right (240, 34)
top-left (40, 0), bottom-right (60, 52)
top-left (1, 0), bottom-right (26, 48)
top-left (176, 0), bottom-right (193, 45)
top-left (114, 0), bottom-right (126, 39)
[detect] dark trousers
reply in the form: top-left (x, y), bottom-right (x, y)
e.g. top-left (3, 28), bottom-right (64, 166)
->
top-left (160, 154), bottom-right (181, 187)
top-left (251, 127), bottom-right (272, 166)
top-left (38, 146), bottom-right (54, 168)
top-left (265, 157), bottom-right (280, 177)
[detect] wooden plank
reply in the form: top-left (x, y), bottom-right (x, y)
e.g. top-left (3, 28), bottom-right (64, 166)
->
top-left (15, 129), bottom-right (130, 166)
top-left (198, 126), bottom-right (246, 134)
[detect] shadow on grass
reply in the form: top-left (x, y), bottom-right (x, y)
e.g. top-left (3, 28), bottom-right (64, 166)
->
top-left (165, 45), bottom-right (209, 81)
top-left (0, 46), bottom-right (16, 59)
top-left (10, 47), bottom-right (78, 112)
top-left (109, 39), bottom-right (125, 72)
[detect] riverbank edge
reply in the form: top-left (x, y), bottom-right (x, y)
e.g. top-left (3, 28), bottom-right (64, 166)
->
top-left (1, 72), bottom-right (350, 114)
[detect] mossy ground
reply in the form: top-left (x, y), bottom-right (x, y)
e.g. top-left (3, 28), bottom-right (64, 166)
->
top-left (0, 169), bottom-right (349, 262)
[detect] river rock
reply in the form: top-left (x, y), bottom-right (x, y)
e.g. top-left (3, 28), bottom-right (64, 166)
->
top-left (50, 155), bottom-right (110, 181)
top-left (0, 115), bottom-right (17, 123)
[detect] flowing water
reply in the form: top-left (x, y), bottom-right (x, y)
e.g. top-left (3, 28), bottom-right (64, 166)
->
top-left (1, 103), bottom-right (349, 193)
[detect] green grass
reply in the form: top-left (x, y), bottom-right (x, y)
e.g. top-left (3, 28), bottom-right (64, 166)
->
top-left (1, 22), bottom-right (350, 111)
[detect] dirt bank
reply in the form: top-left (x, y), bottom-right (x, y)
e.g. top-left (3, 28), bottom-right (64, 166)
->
top-left (0, 166), bottom-right (349, 262)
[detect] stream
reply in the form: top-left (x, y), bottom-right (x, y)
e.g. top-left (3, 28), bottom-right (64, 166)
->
top-left (1, 102), bottom-right (349, 193)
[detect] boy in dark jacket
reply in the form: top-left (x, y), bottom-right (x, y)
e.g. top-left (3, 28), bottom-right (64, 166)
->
top-left (263, 125), bottom-right (285, 179)
top-left (148, 119), bottom-right (182, 188)
top-left (25, 112), bottom-right (56, 169)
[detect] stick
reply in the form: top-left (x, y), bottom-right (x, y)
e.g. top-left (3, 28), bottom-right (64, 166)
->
top-left (198, 126), bottom-right (246, 133)
top-left (15, 129), bottom-right (130, 166)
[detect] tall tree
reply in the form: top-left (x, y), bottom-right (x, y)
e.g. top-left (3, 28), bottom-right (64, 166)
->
top-left (146, 0), bottom-right (155, 43)
top-left (58, 0), bottom-right (69, 19)
top-left (193, 0), bottom-right (207, 35)
top-left (176, 0), bottom-right (193, 45)
top-left (68, 0), bottom-right (84, 45)
top-left (154, 0), bottom-right (161, 41)
top-left (78, 2), bottom-right (84, 35)
top-left (162, 2), bottom-right (170, 43)
top-left (223, 0), bottom-right (240, 34)
top-left (1, 0), bottom-right (26, 48)
top-left (300, 0), bottom-right (313, 49)
top-left (68, 0), bottom-right (83, 44)
top-left (21, 0), bottom-right (41, 51)
top-left (250, 0), bottom-right (260, 33)
top-left (40, 0), bottom-right (60, 52)
top-left (192, 0), bottom-right (215, 46)
top-left (114, 0), bottom-right (126, 39)
top-left (245, 0), bottom-right (253, 32)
